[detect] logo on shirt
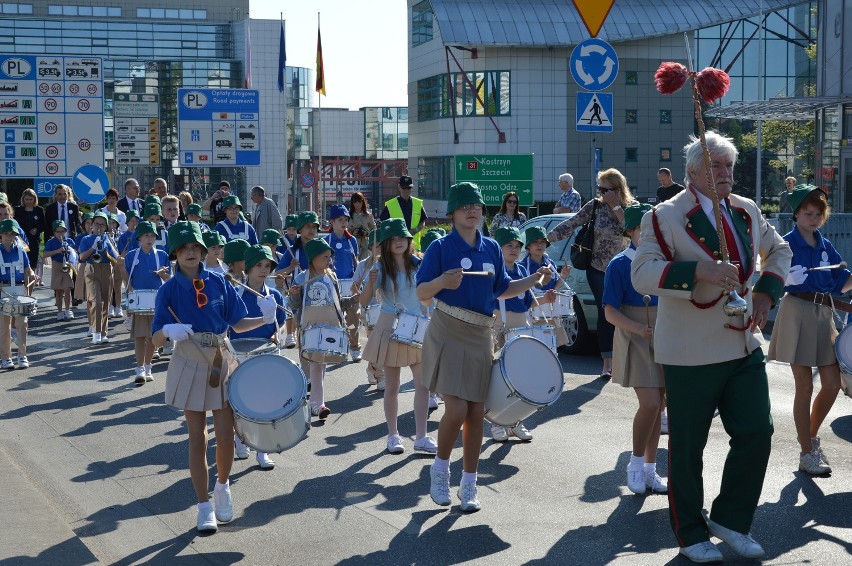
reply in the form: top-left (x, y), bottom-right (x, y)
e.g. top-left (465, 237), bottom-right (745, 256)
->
top-left (460, 257), bottom-right (473, 270)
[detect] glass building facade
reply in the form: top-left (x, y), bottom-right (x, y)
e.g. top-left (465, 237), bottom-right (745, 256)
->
top-left (364, 107), bottom-right (408, 160)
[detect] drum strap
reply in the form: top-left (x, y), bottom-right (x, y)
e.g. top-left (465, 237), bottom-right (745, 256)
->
top-left (220, 220), bottom-right (249, 241)
top-left (0, 246), bottom-right (25, 288)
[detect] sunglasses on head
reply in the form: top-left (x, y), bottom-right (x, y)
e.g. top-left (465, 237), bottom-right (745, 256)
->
top-left (193, 278), bottom-right (208, 308)
top-left (598, 186), bottom-right (616, 194)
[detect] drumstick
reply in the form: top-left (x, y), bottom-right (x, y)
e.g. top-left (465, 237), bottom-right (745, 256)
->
top-left (462, 270), bottom-right (494, 277)
top-left (167, 305), bottom-right (222, 388)
top-left (807, 262), bottom-right (848, 271)
top-left (643, 295), bottom-right (651, 328)
top-left (223, 273), bottom-right (292, 313)
top-left (531, 293), bottom-right (551, 325)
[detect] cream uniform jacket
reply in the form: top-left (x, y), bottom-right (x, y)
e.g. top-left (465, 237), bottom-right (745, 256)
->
top-left (631, 186), bottom-right (791, 366)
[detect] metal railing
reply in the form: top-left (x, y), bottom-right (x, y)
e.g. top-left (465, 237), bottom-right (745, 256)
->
top-left (774, 213), bottom-right (852, 260)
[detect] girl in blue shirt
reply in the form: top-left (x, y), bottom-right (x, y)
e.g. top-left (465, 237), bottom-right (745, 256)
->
top-left (78, 212), bottom-right (119, 344)
top-left (361, 218), bottom-right (436, 455)
top-left (602, 203), bottom-right (667, 495)
top-left (43, 220), bottom-right (77, 321)
top-left (152, 221), bottom-right (277, 534)
top-left (768, 186), bottom-right (852, 475)
top-left (0, 218), bottom-right (35, 370)
top-left (214, 195), bottom-right (258, 245)
top-left (326, 205), bottom-right (362, 361)
top-left (416, 183), bottom-right (552, 512)
top-left (523, 225), bottom-right (572, 347)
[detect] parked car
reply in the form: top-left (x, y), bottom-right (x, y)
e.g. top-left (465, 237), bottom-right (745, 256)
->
top-left (519, 213), bottom-right (598, 355)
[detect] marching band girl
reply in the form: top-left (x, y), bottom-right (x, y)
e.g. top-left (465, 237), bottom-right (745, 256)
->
top-left (75, 213), bottom-right (93, 333)
top-left (186, 203), bottom-right (210, 232)
top-left (0, 218), bottom-right (35, 369)
top-left (522, 226), bottom-right (570, 347)
top-left (202, 231), bottom-right (228, 274)
top-left (43, 220), bottom-right (77, 321)
top-left (78, 212), bottom-right (118, 344)
top-left (353, 231), bottom-right (384, 388)
top-left (325, 205), bottom-right (362, 361)
top-left (214, 196), bottom-right (258, 245)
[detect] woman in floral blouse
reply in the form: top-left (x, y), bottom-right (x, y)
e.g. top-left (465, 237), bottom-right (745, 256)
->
top-left (547, 168), bottom-right (634, 379)
top-left (349, 192), bottom-right (376, 260)
top-left (490, 192), bottom-right (527, 230)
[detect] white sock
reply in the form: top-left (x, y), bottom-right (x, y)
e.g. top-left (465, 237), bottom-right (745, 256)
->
top-left (643, 463), bottom-right (657, 475)
top-left (432, 456), bottom-right (450, 473)
top-left (461, 471), bottom-right (477, 485)
top-left (629, 454), bottom-right (645, 467)
top-left (197, 501), bottom-right (213, 511)
top-left (215, 479), bottom-right (229, 490)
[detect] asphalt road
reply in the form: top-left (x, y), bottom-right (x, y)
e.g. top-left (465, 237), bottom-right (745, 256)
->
top-left (1, 285), bottom-right (851, 566)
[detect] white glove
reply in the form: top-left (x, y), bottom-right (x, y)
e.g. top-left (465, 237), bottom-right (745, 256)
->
top-left (785, 264), bottom-right (808, 286)
top-left (161, 323), bottom-right (194, 342)
top-left (258, 294), bottom-right (278, 324)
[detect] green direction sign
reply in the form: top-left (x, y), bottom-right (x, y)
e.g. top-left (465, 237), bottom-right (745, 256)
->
top-left (454, 154), bottom-right (535, 206)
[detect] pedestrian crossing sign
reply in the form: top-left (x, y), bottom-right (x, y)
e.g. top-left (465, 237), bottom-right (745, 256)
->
top-left (576, 92), bottom-right (613, 133)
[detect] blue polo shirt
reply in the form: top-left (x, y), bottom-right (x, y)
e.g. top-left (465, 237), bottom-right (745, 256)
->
top-left (125, 247), bottom-right (170, 291)
top-left (215, 218), bottom-right (258, 245)
top-left (288, 238), bottom-right (313, 272)
top-left (522, 253), bottom-right (558, 291)
top-left (44, 236), bottom-right (77, 264)
top-left (79, 234), bottom-right (119, 265)
top-left (784, 226), bottom-right (851, 295)
top-left (416, 229), bottom-right (511, 316)
top-left (0, 243), bottom-right (29, 284)
top-left (152, 265), bottom-right (248, 335)
top-left (325, 232), bottom-right (359, 280)
top-left (375, 258), bottom-right (422, 315)
top-left (497, 262), bottom-right (535, 313)
top-left (117, 230), bottom-right (139, 256)
top-left (603, 244), bottom-right (659, 309)
top-left (229, 285), bottom-right (288, 339)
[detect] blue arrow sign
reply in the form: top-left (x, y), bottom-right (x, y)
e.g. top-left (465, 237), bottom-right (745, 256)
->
top-left (71, 164), bottom-right (109, 203)
top-left (569, 38), bottom-right (619, 92)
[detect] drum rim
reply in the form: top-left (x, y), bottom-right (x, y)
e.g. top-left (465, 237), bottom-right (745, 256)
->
top-left (227, 354), bottom-right (307, 420)
top-left (497, 335), bottom-right (564, 405)
top-left (835, 326), bottom-right (852, 373)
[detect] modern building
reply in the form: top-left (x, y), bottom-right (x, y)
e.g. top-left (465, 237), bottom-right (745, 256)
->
top-left (407, 0), bottom-right (813, 216)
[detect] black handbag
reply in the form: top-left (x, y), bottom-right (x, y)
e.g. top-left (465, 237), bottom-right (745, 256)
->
top-left (569, 200), bottom-right (598, 270)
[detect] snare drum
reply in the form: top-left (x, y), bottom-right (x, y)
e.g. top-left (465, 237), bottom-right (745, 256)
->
top-left (485, 335), bottom-right (564, 426)
top-left (228, 354), bottom-right (310, 453)
top-left (228, 337), bottom-right (280, 364)
top-left (550, 292), bottom-right (575, 319)
top-left (505, 325), bottom-right (557, 353)
top-left (364, 303), bottom-right (381, 330)
top-left (301, 324), bottom-right (349, 363)
top-left (126, 289), bottom-right (158, 314)
top-left (0, 295), bottom-right (37, 317)
top-left (391, 312), bottom-right (430, 348)
top-left (835, 326), bottom-right (852, 398)
top-left (338, 278), bottom-right (357, 309)
top-left (529, 290), bottom-right (551, 321)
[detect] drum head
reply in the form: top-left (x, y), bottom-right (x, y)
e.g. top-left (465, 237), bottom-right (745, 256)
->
top-left (836, 327), bottom-right (852, 374)
top-left (501, 336), bottom-right (563, 405)
top-left (229, 338), bottom-right (278, 356)
top-left (228, 355), bottom-right (306, 420)
top-left (16, 296), bottom-right (36, 305)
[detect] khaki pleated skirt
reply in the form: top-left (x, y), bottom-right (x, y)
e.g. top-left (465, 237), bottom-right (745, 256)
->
top-left (612, 305), bottom-right (665, 388)
top-left (769, 294), bottom-right (838, 367)
top-left (363, 311), bottom-right (422, 367)
top-left (421, 309), bottom-right (494, 403)
top-left (50, 265), bottom-right (74, 290)
top-left (165, 340), bottom-right (238, 412)
top-left (131, 313), bottom-right (153, 338)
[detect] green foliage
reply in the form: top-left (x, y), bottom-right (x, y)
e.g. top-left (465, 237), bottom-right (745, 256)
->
top-left (761, 203), bottom-right (780, 216)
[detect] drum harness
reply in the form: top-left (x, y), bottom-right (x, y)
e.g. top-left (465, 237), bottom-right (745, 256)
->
top-left (126, 247), bottom-right (161, 292)
top-left (0, 245), bottom-right (26, 296)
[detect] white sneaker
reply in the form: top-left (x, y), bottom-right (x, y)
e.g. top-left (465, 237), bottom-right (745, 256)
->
top-left (376, 377), bottom-right (385, 391)
top-left (386, 434), bottom-right (405, 454)
top-left (213, 482), bottom-right (233, 523)
top-left (163, 342), bottom-right (174, 356)
top-left (152, 348), bottom-right (161, 360)
top-left (86, 326), bottom-right (94, 338)
top-left (57, 310), bottom-right (66, 321)
top-left (108, 305), bottom-right (116, 318)
top-left (134, 367), bottom-right (146, 385)
top-left (351, 348), bottom-right (362, 362)
top-left (196, 504), bottom-right (217, 533)
top-left (799, 448), bottom-right (831, 475)
top-left (284, 333), bottom-right (296, 349)
top-left (256, 452), bottom-right (275, 469)
top-left (812, 436), bottom-right (829, 464)
top-left (706, 517), bottom-right (765, 558)
top-left (457, 481), bottom-right (481, 512)
top-left (413, 435), bottom-right (438, 454)
top-left (0, 358), bottom-right (13, 369)
top-left (365, 364), bottom-right (378, 385)
top-left (644, 469), bottom-right (668, 493)
top-left (144, 364), bottom-right (154, 382)
top-left (92, 332), bottom-right (102, 345)
top-left (661, 409), bottom-right (669, 435)
top-left (234, 435), bottom-right (250, 459)
top-left (679, 541), bottom-right (723, 563)
top-left (626, 462), bottom-right (646, 494)
top-left (101, 335), bottom-right (110, 343)
top-left (428, 394), bottom-right (440, 409)
top-left (115, 307), bottom-right (124, 318)
top-left (65, 309), bottom-right (74, 320)
top-left (510, 423), bottom-right (533, 441)
top-left (429, 465), bottom-right (451, 506)
top-left (491, 425), bottom-right (508, 442)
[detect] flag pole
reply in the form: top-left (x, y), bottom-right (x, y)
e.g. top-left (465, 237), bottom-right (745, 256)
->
top-left (280, 13), bottom-right (291, 214)
top-left (317, 11), bottom-right (324, 221)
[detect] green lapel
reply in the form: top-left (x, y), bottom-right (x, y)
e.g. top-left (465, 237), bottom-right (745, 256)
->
top-left (727, 204), bottom-right (753, 274)
top-left (685, 207), bottom-right (721, 260)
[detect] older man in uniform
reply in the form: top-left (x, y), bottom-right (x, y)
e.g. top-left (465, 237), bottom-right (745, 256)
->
top-left (379, 176), bottom-right (427, 250)
top-left (632, 131), bottom-right (791, 564)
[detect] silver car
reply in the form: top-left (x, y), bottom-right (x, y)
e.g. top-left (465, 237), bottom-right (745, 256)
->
top-left (518, 213), bottom-right (599, 354)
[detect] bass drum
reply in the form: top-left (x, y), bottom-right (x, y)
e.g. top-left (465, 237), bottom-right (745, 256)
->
top-left (836, 326), bottom-right (852, 398)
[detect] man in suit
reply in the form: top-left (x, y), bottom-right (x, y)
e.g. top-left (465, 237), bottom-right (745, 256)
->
top-left (117, 178), bottom-right (144, 215)
top-left (249, 185), bottom-right (283, 234)
top-left (632, 131), bottom-right (792, 564)
top-left (44, 184), bottom-right (82, 245)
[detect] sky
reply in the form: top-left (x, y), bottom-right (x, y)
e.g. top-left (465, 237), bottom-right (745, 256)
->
top-left (251, 0), bottom-right (409, 111)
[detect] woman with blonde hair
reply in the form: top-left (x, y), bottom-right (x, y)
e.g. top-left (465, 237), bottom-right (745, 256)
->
top-left (178, 191), bottom-right (193, 221)
top-left (14, 188), bottom-right (45, 283)
top-left (547, 168), bottom-right (635, 379)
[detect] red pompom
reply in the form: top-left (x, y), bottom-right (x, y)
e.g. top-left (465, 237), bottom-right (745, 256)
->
top-left (655, 62), bottom-right (689, 95)
top-left (695, 67), bottom-right (730, 104)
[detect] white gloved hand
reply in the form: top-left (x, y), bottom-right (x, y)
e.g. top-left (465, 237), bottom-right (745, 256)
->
top-left (161, 323), bottom-right (194, 342)
top-left (258, 294), bottom-right (278, 324)
top-left (785, 264), bottom-right (808, 286)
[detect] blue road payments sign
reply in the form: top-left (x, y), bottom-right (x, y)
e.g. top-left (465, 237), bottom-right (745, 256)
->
top-left (34, 176), bottom-right (72, 197)
top-left (576, 92), bottom-right (613, 133)
top-left (569, 38), bottom-right (619, 91)
top-left (177, 88), bottom-right (260, 167)
top-left (71, 163), bottom-right (109, 203)
top-left (0, 55), bottom-right (104, 178)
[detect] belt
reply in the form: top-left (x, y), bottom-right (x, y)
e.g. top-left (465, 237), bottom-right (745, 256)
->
top-left (435, 301), bottom-right (494, 327)
top-left (788, 292), bottom-right (852, 314)
top-left (190, 332), bottom-right (228, 347)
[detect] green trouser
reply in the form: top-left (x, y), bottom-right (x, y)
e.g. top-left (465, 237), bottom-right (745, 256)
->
top-left (663, 348), bottom-right (773, 548)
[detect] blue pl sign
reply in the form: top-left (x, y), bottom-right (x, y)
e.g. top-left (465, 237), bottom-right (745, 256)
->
top-left (71, 163), bottom-right (109, 203)
top-left (570, 38), bottom-right (619, 92)
top-left (177, 88), bottom-right (260, 167)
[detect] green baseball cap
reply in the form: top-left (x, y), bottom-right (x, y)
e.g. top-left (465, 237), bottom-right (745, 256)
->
top-left (222, 195), bottom-right (242, 210)
top-left (52, 220), bottom-right (67, 231)
top-left (202, 230), bottom-right (226, 248)
top-left (284, 214), bottom-right (298, 229)
top-left (787, 184), bottom-right (827, 214)
top-left (446, 182), bottom-right (485, 215)
top-left (223, 238), bottom-right (251, 264)
top-left (305, 237), bottom-right (333, 263)
top-left (167, 221), bottom-right (206, 256)
top-left (261, 228), bottom-right (282, 246)
top-left (144, 203), bottom-right (162, 219)
top-left (522, 226), bottom-right (548, 247)
top-left (623, 203), bottom-right (653, 234)
top-left (298, 211), bottom-right (320, 231)
top-left (186, 203), bottom-right (203, 217)
top-left (377, 218), bottom-right (412, 244)
top-left (0, 218), bottom-right (18, 234)
top-left (420, 228), bottom-right (446, 251)
top-left (494, 227), bottom-right (523, 247)
top-left (244, 244), bottom-right (278, 271)
top-left (135, 220), bottom-right (158, 239)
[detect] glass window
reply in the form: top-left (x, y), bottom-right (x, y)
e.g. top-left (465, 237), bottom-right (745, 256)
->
top-left (625, 71), bottom-right (638, 85)
top-left (19, 4), bottom-right (32, 14)
top-left (151, 8), bottom-right (164, 18)
top-left (625, 148), bottom-right (638, 162)
top-left (660, 148), bottom-right (672, 161)
top-left (93, 7), bottom-right (107, 17)
top-left (660, 109), bottom-right (672, 124)
top-left (78, 6), bottom-right (91, 16)
top-left (180, 9), bottom-right (192, 19)
top-left (2, 3), bottom-right (17, 14)
top-left (625, 109), bottom-right (637, 124)
top-left (48, 5), bottom-right (61, 15)
top-left (412, 1), bottom-right (433, 47)
top-left (62, 5), bottom-right (77, 16)
top-left (137, 8), bottom-right (150, 17)
top-left (194, 10), bottom-right (207, 19)
top-left (107, 7), bottom-right (120, 17)
top-left (165, 9), bottom-right (179, 19)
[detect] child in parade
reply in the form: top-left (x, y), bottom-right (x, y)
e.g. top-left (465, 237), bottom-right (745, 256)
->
top-left (144, 202), bottom-right (169, 253)
top-left (43, 220), bottom-right (77, 321)
top-left (117, 210), bottom-right (140, 257)
top-left (278, 212), bottom-right (320, 348)
top-left (361, 219), bottom-right (437, 454)
top-left (353, 230), bottom-right (385, 388)
top-left (283, 214), bottom-right (299, 249)
top-left (228, 244), bottom-right (289, 469)
top-left (325, 205), bottom-right (362, 361)
top-left (768, 185), bottom-right (852, 475)
top-left (522, 226), bottom-right (570, 347)
top-left (124, 221), bottom-right (171, 384)
top-left (74, 213), bottom-right (93, 329)
top-left (0, 219), bottom-right (35, 369)
top-left (214, 196), bottom-right (258, 245)
top-left (602, 203), bottom-right (668, 494)
top-left (289, 238), bottom-right (346, 419)
top-left (107, 213), bottom-right (124, 319)
top-left (202, 231), bottom-right (227, 275)
top-left (152, 221), bottom-right (277, 533)
top-left (186, 203), bottom-right (210, 232)
top-left (78, 212), bottom-right (119, 344)
top-left (223, 239), bottom-right (250, 283)
top-left (417, 228), bottom-right (447, 410)
top-left (490, 226), bottom-right (557, 442)
top-left (416, 183), bottom-right (551, 511)
top-left (260, 228), bottom-right (288, 291)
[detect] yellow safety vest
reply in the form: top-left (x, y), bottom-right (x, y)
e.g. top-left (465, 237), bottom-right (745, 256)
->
top-left (385, 196), bottom-right (424, 250)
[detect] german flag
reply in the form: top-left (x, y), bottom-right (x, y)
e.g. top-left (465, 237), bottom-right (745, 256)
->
top-left (315, 28), bottom-right (326, 95)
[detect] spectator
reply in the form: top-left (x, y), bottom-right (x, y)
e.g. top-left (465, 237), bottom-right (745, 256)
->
top-left (554, 173), bottom-right (582, 213)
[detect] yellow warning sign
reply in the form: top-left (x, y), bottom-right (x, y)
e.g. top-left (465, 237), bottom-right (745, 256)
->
top-left (572, 0), bottom-right (615, 38)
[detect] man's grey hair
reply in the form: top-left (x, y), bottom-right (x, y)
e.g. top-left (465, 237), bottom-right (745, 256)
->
top-left (124, 178), bottom-right (139, 189)
top-left (683, 131), bottom-right (738, 187)
top-left (251, 186), bottom-right (265, 197)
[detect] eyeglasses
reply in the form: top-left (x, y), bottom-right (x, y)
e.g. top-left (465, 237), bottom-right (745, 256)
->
top-left (192, 278), bottom-right (208, 308)
top-left (507, 199), bottom-right (518, 204)
top-left (597, 186), bottom-right (616, 194)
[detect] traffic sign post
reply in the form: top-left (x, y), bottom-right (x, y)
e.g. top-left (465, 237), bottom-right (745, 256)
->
top-left (576, 92), bottom-right (613, 133)
top-left (300, 171), bottom-right (316, 188)
top-left (569, 38), bottom-right (619, 91)
top-left (454, 154), bottom-right (535, 206)
top-left (71, 163), bottom-right (108, 204)
top-left (113, 93), bottom-right (160, 167)
top-left (177, 88), bottom-right (260, 167)
top-left (572, 0), bottom-right (615, 37)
